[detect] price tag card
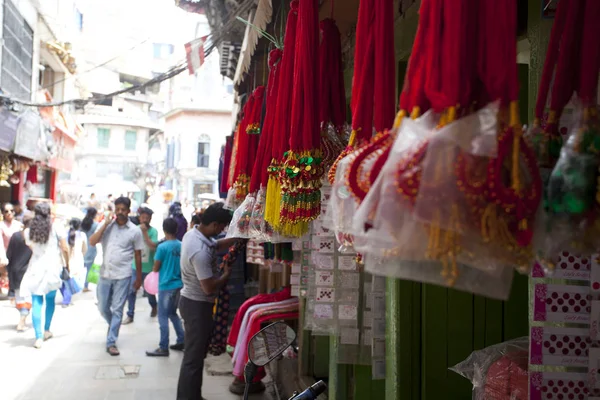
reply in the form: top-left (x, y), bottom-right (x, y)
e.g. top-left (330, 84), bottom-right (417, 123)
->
top-left (313, 254), bottom-right (335, 270)
top-left (339, 255), bottom-right (358, 271)
top-left (530, 327), bottom-right (590, 367)
top-left (339, 304), bottom-right (358, 320)
top-left (533, 284), bottom-right (591, 323)
top-left (339, 272), bottom-right (360, 289)
top-left (372, 338), bottom-right (386, 358)
top-left (372, 276), bottom-right (386, 293)
top-left (529, 372), bottom-right (591, 400)
top-left (315, 271), bottom-right (334, 286)
top-left (316, 287), bottom-right (335, 303)
top-left (341, 328), bottom-right (359, 345)
top-left (291, 262), bottom-right (302, 274)
top-left (314, 304), bottom-right (334, 319)
top-left (290, 274), bottom-right (300, 285)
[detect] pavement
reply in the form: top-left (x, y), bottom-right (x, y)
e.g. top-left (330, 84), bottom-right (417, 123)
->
top-left (0, 289), bottom-right (268, 400)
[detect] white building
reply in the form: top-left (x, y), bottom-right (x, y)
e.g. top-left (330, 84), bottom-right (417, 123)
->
top-left (0, 0), bottom-right (84, 205)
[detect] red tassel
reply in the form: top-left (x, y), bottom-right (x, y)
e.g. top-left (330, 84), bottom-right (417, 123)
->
top-left (220, 135), bottom-right (234, 193)
top-left (249, 50), bottom-right (283, 193)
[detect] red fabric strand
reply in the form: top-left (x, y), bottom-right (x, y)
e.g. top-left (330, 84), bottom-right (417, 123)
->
top-left (318, 19), bottom-right (346, 131)
top-left (548, 0), bottom-right (583, 113)
top-left (373, 0), bottom-right (396, 132)
top-left (272, 2), bottom-right (299, 159)
top-left (289, 0), bottom-right (319, 152)
top-left (350, 0), bottom-right (376, 142)
top-left (534, 0), bottom-right (568, 118)
top-left (577, 0), bottom-right (600, 104)
top-left (220, 135), bottom-right (233, 193)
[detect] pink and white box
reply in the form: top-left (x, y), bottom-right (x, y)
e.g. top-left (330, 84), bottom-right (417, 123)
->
top-left (534, 283), bottom-right (592, 323)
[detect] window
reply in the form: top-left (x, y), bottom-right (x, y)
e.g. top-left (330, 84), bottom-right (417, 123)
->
top-left (125, 130), bottom-right (137, 150)
top-left (153, 43), bottom-right (174, 59)
top-left (197, 142), bottom-right (210, 168)
top-left (1, 1), bottom-right (33, 97)
top-left (97, 128), bottom-right (110, 148)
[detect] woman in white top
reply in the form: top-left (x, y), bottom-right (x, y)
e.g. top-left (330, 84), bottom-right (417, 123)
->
top-left (19, 202), bottom-right (70, 349)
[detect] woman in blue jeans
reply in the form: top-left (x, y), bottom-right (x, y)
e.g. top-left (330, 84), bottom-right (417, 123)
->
top-left (19, 203), bottom-right (70, 349)
top-left (146, 218), bottom-right (184, 356)
top-left (81, 208), bottom-right (98, 292)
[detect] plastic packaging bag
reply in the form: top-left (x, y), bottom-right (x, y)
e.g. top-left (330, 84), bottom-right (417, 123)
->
top-left (248, 188), bottom-right (267, 241)
top-left (226, 194), bottom-right (256, 239)
top-left (224, 187), bottom-right (239, 211)
top-left (535, 102), bottom-right (600, 267)
top-left (352, 111), bottom-right (437, 251)
top-left (450, 337), bottom-right (529, 400)
top-left (86, 263), bottom-right (100, 285)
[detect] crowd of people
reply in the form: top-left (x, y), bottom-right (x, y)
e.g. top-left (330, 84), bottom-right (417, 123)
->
top-left (0, 194), bottom-right (240, 399)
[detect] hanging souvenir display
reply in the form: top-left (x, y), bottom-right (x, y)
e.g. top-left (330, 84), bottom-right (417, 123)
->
top-left (248, 49), bottom-right (284, 241)
top-left (278, 0), bottom-right (321, 237)
top-left (537, 0), bottom-right (600, 268)
top-left (318, 16), bottom-right (348, 170)
top-left (230, 87), bottom-right (263, 203)
top-left (525, 0), bottom-right (570, 170)
top-left (326, 0), bottom-right (540, 299)
top-left (351, 0), bottom-right (430, 248)
top-left (220, 135), bottom-right (234, 195)
top-left (265, 1), bottom-right (299, 231)
top-left (327, 0), bottom-right (381, 248)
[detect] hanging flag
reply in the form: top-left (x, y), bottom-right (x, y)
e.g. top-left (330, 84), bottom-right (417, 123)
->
top-left (185, 36), bottom-right (208, 75)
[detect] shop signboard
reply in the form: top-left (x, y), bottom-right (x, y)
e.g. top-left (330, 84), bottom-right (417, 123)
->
top-left (14, 110), bottom-right (43, 160)
top-left (48, 129), bottom-right (75, 173)
top-left (0, 109), bottom-right (17, 152)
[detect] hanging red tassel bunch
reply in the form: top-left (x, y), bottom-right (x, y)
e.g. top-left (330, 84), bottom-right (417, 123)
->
top-left (231, 87), bottom-right (264, 201)
top-left (245, 85), bottom-right (264, 135)
top-left (318, 18), bottom-right (347, 170)
top-left (345, 0), bottom-right (396, 204)
top-left (278, 0), bottom-right (321, 237)
top-left (265, 1), bottom-right (299, 231)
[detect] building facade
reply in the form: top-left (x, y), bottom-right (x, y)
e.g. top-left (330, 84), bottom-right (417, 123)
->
top-left (0, 0), bottom-right (84, 205)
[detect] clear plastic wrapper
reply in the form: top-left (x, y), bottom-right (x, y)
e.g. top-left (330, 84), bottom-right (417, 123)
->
top-left (226, 194), bottom-right (256, 239)
top-left (534, 102), bottom-right (600, 266)
top-left (547, 147), bottom-right (598, 216)
top-left (410, 103), bottom-right (533, 274)
top-left (224, 187), bottom-right (240, 211)
top-left (325, 153), bottom-right (359, 243)
top-left (352, 111), bottom-right (437, 249)
top-left (450, 337), bottom-right (529, 400)
top-left (248, 188), bottom-right (267, 241)
top-left (353, 114), bottom-right (438, 256)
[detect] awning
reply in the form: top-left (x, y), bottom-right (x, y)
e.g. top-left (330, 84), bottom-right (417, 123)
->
top-left (233, 0), bottom-right (273, 87)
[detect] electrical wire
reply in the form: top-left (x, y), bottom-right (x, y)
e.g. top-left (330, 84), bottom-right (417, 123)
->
top-left (38, 37), bottom-right (152, 93)
top-left (1, 0), bottom-right (256, 108)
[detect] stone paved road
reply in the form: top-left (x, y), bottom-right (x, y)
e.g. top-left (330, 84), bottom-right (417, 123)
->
top-left (0, 289), bottom-right (265, 400)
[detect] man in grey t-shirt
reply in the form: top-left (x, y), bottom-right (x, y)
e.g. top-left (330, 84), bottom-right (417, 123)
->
top-left (90, 197), bottom-right (143, 356)
top-left (177, 202), bottom-right (239, 400)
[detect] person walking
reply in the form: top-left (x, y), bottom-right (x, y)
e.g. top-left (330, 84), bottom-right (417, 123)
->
top-left (89, 197), bottom-right (143, 356)
top-left (11, 200), bottom-right (25, 222)
top-left (6, 213), bottom-right (33, 331)
top-left (0, 202), bottom-right (23, 297)
top-left (123, 207), bottom-right (158, 324)
top-left (81, 208), bottom-right (98, 292)
top-left (19, 203), bottom-right (70, 349)
top-left (177, 202), bottom-right (239, 400)
top-left (60, 218), bottom-right (87, 307)
top-left (146, 218), bottom-right (184, 357)
top-left (169, 202), bottom-right (188, 241)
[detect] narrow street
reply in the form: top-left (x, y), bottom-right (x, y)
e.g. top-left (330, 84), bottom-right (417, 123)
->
top-left (0, 291), bottom-right (254, 400)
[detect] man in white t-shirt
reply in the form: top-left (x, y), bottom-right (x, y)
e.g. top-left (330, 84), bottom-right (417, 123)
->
top-left (177, 203), bottom-right (239, 400)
